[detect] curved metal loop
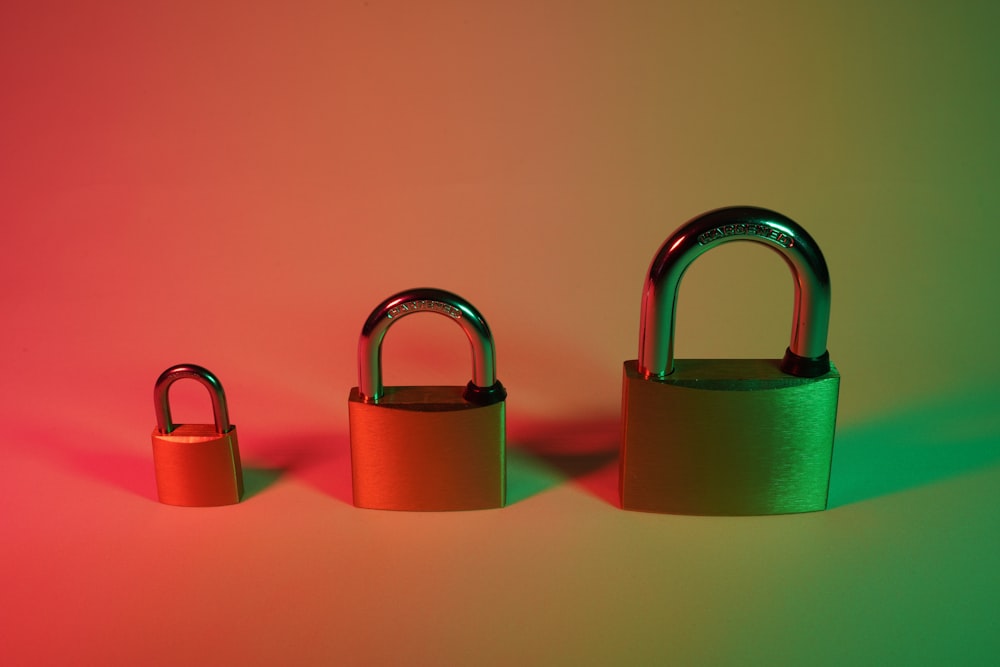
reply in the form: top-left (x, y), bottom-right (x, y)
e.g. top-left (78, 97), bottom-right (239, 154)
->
top-left (153, 364), bottom-right (232, 434)
top-left (639, 206), bottom-right (832, 379)
top-left (358, 288), bottom-right (500, 403)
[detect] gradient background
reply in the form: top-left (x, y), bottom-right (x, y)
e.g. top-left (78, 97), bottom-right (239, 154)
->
top-left (2, 1), bottom-right (999, 664)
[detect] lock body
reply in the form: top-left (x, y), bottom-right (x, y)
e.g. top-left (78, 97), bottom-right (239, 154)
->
top-left (151, 424), bottom-right (243, 507)
top-left (621, 207), bottom-right (840, 515)
top-left (348, 287), bottom-right (508, 511)
top-left (621, 359), bottom-right (839, 515)
top-left (349, 386), bottom-right (505, 511)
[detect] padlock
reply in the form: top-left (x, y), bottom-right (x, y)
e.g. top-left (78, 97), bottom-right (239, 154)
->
top-left (620, 206), bottom-right (840, 515)
top-left (348, 288), bottom-right (507, 511)
top-left (151, 364), bottom-right (244, 506)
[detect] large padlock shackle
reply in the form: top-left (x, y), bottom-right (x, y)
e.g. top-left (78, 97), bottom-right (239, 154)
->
top-left (154, 364), bottom-right (232, 434)
top-left (357, 287), bottom-right (504, 404)
top-left (639, 206), bottom-right (832, 379)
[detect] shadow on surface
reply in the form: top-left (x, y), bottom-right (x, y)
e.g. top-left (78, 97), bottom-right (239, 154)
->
top-left (70, 447), bottom-right (159, 501)
top-left (68, 441), bottom-right (285, 503)
top-left (507, 386), bottom-right (1000, 510)
top-left (830, 386), bottom-right (1000, 507)
top-left (241, 466), bottom-right (284, 500)
top-left (8, 418), bottom-right (346, 504)
top-left (246, 432), bottom-right (353, 504)
top-left (2, 420), bottom-right (161, 501)
top-left (508, 417), bottom-right (620, 506)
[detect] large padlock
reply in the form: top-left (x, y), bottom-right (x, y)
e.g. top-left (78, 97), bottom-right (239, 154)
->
top-left (620, 206), bottom-right (840, 515)
top-left (348, 288), bottom-right (507, 511)
top-left (151, 364), bottom-right (244, 506)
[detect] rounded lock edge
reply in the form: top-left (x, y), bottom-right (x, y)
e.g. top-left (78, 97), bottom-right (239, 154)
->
top-left (638, 206), bottom-right (833, 379)
top-left (356, 287), bottom-right (503, 404)
top-left (153, 363), bottom-right (232, 435)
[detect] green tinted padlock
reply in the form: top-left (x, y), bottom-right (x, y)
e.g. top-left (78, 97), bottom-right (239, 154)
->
top-left (620, 207), bottom-right (840, 515)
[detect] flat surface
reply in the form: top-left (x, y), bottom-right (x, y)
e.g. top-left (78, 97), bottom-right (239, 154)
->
top-left (2, 2), bottom-right (999, 665)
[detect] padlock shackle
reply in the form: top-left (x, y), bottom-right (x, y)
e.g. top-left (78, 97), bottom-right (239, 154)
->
top-left (357, 288), bottom-right (501, 403)
top-left (639, 206), bottom-right (832, 379)
top-left (153, 364), bottom-right (232, 434)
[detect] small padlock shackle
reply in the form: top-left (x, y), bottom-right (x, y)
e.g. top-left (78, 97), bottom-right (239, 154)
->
top-left (153, 364), bottom-right (232, 434)
top-left (357, 287), bottom-right (505, 404)
top-left (639, 206), bottom-right (832, 379)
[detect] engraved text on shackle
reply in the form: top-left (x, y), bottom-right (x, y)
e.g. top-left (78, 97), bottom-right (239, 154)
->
top-left (386, 300), bottom-right (462, 320)
top-left (697, 223), bottom-right (794, 248)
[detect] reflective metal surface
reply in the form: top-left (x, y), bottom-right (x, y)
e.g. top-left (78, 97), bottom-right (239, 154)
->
top-left (350, 288), bottom-right (507, 511)
top-left (357, 288), bottom-right (500, 403)
top-left (153, 363), bottom-right (231, 434)
top-left (620, 359), bottom-right (839, 515)
top-left (621, 207), bottom-right (840, 515)
top-left (349, 386), bottom-right (506, 511)
top-left (151, 364), bottom-right (242, 506)
top-left (151, 426), bottom-right (244, 507)
top-left (638, 206), bottom-right (832, 379)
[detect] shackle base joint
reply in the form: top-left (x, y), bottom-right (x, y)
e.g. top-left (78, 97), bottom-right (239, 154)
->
top-left (463, 380), bottom-right (507, 406)
top-left (780, 348), bottom-right (831, 378)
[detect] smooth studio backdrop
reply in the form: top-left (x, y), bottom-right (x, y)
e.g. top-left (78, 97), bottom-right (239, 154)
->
top-left (2, 2), bottom-right (998, 665)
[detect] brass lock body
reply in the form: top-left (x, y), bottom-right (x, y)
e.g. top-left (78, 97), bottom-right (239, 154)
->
top-left (348, 288), bottom-right (507, 511)
top-left (620, 207), bottom-right (840, 515)
top-left (151, 364), bottom-right (244, 507)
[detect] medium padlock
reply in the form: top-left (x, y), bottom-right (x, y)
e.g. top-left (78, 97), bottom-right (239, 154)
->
top-left (348, 288), bottom-right (507, 511)
top-left (151, 364), bottom-right (244, 506)
top-left (620, 206), bottom-right (840, 515)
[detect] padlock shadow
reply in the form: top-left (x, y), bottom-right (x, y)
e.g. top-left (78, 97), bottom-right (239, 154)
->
top-left (829, 385), bottom-right (1000, 507)
top-left (245, 431), bottom-right (353, 505)
top-left (68, 444), bottom-right (161, 501)
top-left (67, 441), bottom-right (286, 503)
top-left (240, 466), bottom-right (285, 501)
top-left (507, 416), bottom-right (621, 506)
top-left (43, 419), bottom-right (286, 503)
top-left (12, 420), bottom-right (161, 502)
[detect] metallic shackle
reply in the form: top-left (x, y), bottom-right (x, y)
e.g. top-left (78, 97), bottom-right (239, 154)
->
top-left (357, 287), bottom-right (504, 404)
top-left (153, 364), bottom-right (232, 434)
top-left (639, 206), bottom-right (832, 379)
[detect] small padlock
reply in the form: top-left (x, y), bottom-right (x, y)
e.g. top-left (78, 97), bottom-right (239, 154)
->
top-left (620, 206), bottom-right (840, 515)
top-left (348, 288), bottom-right (507, 511)
top-left (151, 364), bottom-right (244, 506)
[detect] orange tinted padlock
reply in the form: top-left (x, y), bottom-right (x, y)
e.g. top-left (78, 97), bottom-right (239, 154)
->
top-left (348, 288), bottom-right (507, 511)
top-left (151, 364), bottom-right (244, 506)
